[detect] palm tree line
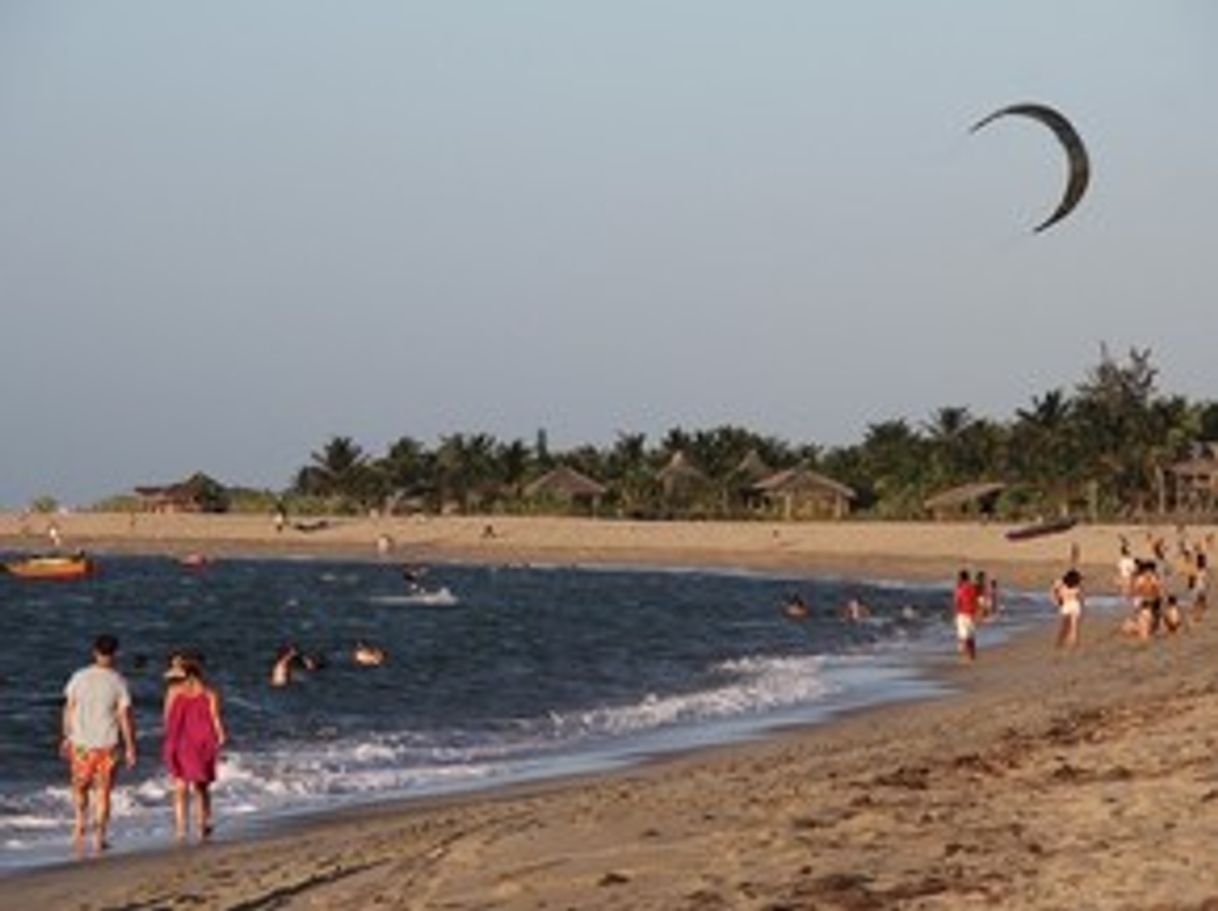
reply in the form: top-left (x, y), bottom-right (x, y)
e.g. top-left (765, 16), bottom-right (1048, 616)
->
top-left (286, 348), bottom-right (1218, 521)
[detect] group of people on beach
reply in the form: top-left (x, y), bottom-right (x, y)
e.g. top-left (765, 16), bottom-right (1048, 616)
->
top-left (62, 636), bottom-right (224, 853)
top-left (1115, 531), bottom-right (1209, 640)
top-left (956, 528), bottom-right (1212, 663)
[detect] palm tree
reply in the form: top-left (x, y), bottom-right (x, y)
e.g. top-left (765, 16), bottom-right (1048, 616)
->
top-left (607, 432), bottom-right (651, 516)
top-left (294, 435), bottom-right (371, 506)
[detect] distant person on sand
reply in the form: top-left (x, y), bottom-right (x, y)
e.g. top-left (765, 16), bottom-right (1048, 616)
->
top-left (974, 571), bottom-right (992, 621)
top-left (1129, 560), bottom-right (1164, 640)
top-left (163, 655), bottom-right (225, 842)
top-left (1188, 551), bottom-right (1208, 620)
top-left (953, 570), bottom-right (979, 662)
top-left (1116, 538), bottom-right (1137, 597)
top-left (61, 634), bottom-right (137, 853)
top-left (1162, 595), bottom-right (1185, 635)
top-left (1051, 569), bottom-right (1084, 649)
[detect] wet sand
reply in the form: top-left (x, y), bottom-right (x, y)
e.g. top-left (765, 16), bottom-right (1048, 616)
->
top-left (4, 514), bottom-right (1217, 909)
top-left (5, 511), bottom-right (1208, 592)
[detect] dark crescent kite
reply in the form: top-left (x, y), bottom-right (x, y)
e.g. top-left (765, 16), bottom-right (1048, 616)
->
top-left (970, 102), bottom-right (1090, 233)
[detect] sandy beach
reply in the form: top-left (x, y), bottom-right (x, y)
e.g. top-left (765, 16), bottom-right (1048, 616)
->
top-left (4, 514), bottom-right (1217, 909)
top-left (4, 511), bottom-right (1210, 592)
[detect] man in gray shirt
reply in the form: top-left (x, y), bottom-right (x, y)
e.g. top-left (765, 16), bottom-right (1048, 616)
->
top-left (62, 634), bottom-right (137, 852)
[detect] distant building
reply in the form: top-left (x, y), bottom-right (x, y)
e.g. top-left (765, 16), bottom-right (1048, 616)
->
top-left (1170, 443), bottom-right (1218, 513)
top-left (134, 472), bottom-right (230, 513)
top-left (751, 465), bottom-right (856, 520)
top-left (524, 465), bottom-right (608, 515)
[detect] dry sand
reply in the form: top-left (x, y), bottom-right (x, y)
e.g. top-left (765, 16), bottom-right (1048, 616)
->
top-left (4, 510), bottom-right (1212, 591)
top-left (3, 514), bottom-right (1218, 909)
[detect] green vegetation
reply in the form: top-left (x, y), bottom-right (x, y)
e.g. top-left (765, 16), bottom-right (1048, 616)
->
top-left (80, 348), bottom-right (1217, 522)
top-left (279, 348), bottom-right (1215, 522)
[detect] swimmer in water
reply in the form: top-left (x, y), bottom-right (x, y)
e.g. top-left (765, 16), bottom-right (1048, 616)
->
top-left (782, 594), bottom-right (809, 620)
top-left (841, 598), bottom-right (870, 622)
top-left (353, 642), bottom-right (386, 667)
top-left (270, 644), bottom-right (298, 687)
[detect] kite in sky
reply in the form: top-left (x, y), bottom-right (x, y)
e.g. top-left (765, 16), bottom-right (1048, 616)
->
top-left (971, 102), bottom-right (1090, 233)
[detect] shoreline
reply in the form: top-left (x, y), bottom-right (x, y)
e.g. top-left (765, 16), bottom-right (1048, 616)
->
top-left (9, 608), bottom-right (1218, 909)
top-left (5, 514), bottom-right (1217, 908)
top-left (7, 511), bottom-right (1207, 594)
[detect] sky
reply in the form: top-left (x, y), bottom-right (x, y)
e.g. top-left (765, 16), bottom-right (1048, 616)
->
top-left (2, 2), bottom-right (1216, 506)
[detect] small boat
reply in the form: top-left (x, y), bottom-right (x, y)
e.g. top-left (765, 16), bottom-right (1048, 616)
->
top-left (3, 554), bottom-right (96, 580)
top-left (179, 552), bottom-right (211, 569)
top-left (1005, 516), bottom-right (1079, 542)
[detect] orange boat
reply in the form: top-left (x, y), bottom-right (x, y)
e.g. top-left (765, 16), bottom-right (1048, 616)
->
top-left (3, 554), bottom-right (96, 580)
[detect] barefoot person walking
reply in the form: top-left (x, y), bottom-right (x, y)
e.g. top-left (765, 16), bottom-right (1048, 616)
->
top-left (163, 655), bottom-right (225, 841)
top-left (953, 569), bottom-right (980, 662)
top-left (61, 634), bottom-right (137, 853)
top-left (1051, 568), bottom-right (1085, 649)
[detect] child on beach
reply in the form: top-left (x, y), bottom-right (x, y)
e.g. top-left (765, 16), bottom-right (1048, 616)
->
top-left (163, 655), bottom-right (225, 841)
top-left (1051, 569), bottom-right (1084, 649)
top-left (953, 570), bottom-right (979, 662)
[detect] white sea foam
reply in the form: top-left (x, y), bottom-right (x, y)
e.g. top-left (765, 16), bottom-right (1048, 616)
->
top-left (550, 654), bottom-right (830, 738)
top-left (369, 587), bottom-right (459, 606)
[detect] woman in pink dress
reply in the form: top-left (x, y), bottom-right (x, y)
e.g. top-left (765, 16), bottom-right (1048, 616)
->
top-left (162, 655), bottom-right (226, 841)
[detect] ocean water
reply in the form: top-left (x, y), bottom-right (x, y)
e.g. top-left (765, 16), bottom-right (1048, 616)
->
top-left (0, 553), bottom-right (1050, 869)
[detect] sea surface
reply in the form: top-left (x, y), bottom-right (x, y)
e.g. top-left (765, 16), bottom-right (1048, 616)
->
top-left (0, 553), bottom-right (1055, 869)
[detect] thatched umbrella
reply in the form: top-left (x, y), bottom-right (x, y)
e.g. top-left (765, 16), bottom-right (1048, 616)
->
top-left (752, 465), bottom-right (856, 520)
top-left (923, 481), bottom-right (1007, 519)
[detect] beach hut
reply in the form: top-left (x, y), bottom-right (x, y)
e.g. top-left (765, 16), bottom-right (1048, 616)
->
top-left (524, 465), bottom-right (608, 515)
top-left (134, 472), bottom-right (230, 514)
top-left (727, 449), bottom-right (773, 512)
top-left (655, 451), bottom-right (710, 497)
top-left (923, 481), bottom-right (1007, 520)
top-left (751, 465), bottom-right (856, 520)
top-left (1169, 444), bottom-right (1218, 513)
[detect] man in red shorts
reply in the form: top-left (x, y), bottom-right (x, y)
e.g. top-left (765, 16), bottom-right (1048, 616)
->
top-left (954, 569), bottom-right (980, 662)
top-left (62, 634), bottom-right (137, 852)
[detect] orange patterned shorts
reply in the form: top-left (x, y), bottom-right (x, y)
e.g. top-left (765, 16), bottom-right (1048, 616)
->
top-left (69, 745), bottom-right (118, 790)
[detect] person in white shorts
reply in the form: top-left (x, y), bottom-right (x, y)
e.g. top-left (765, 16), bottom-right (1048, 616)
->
top-left (1051, 569), bottom-right (1084, 649)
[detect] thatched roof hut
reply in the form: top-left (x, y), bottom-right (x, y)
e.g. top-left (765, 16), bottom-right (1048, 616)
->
top-left (729, 449), bottom-right (772, 485)
top-left (752, 465), bottom-right (856, 520)
top-left (655, 451), bottom-right (709, 497)
top-left (923, 481), bottom-right (1007, 519)
top-left (1169, 445), bottom-right (1218, 511)
top-left (134, 472), bottom-right (229, 513)
top-left (525, 465), bottom-right (607, 504)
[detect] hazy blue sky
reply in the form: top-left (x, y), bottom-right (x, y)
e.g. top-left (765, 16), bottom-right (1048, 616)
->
top-left (2, 2), bottom-right (1215, 506)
